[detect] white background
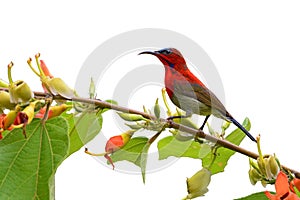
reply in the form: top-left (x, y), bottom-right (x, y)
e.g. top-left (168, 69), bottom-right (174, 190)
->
top-left (1, 1), bottom-right (300, 199)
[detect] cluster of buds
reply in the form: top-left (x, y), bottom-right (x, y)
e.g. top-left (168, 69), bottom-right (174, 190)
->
top-left (0, 53), bottom-right (73, 139)
top-left (117, 99), bottom-right (166, 132)
top-left (116, 88), bottom-right (205, 142)
top-left (85, 130), bottom-right (135, 169)
top-left (248, 136), bottom-right (280, 186)
top-left (0, 101), bottom-right (37, 138)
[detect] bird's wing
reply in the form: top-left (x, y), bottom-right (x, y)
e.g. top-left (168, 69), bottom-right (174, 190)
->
top-left (172, 80), bottom-right (228, 117)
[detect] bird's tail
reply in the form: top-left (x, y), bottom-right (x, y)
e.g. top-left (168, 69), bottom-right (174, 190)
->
top-left (228, 117), bottom-right (257, 142)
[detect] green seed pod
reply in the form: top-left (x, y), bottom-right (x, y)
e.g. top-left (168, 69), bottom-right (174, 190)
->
top-left (117, 112), bottom-right (146, 121)
top-left (0, 91), bottom-right (16, 110)
top-left (9, 80), bottom-right (33, 103)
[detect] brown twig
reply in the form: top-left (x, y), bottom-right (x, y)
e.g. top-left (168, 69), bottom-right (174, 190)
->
top-left (1, 87), bottom-right (299, 178)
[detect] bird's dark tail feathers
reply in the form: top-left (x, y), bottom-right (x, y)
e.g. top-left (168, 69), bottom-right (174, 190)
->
top-left (228, 117), bottom-right (257, 142)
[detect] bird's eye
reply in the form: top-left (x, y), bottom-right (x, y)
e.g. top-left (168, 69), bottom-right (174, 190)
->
top-left (159, 49), bottom-right (172, 55)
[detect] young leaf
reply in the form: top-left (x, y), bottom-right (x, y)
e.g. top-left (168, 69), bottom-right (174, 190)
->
top-left (140, 143), bottom-right (150, 183)
top-left (0, 117), bottom-right (69, 199)
top-left (202, 118), bottom-right (251, 175)
top-left (64, 111), bottom-right (103, 156)
top-left (109, 137), bottom-right (149, 167)
top-left (158, 136), bottom-right (211, 160)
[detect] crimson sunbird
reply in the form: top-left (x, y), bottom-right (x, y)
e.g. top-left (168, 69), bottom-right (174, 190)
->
top-left (139, 48), bottom-right (256, 142)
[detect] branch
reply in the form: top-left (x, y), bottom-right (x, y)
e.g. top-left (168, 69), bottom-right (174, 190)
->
top-left (2, 88), bottom-right (300, 178)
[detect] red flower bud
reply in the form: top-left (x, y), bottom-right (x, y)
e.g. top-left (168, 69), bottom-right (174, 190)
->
top-left (105, 135), bottom-right (124, 153)
top-left (104, 130), bottom-right (135, 169)
top-left (40, 60), bottom-right (53, 78)
top-left (35, 104), bottom-right (69, 119)
top-left (85, 130), bottom-right (135, 170)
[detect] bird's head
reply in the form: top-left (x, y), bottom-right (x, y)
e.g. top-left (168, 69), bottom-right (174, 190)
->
top-left (139, 48), bottom-right (187, 69)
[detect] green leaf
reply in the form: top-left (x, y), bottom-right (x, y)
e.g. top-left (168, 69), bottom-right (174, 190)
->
top-left (234, 191), bottom-right (271, 200)
top-left (64, 111), bottom-right (103, 156)
top-left (110, 137), bottom-right (151, 183)
top-left (202, 118), bottom-right (251, 175)
top-left (140, 143), bottom-right (150, 183)
top-left (157, 136), bottom-right (211, 160)
top-left (109, 137), bottom-right (148, 166)
top-left (0, 117), bottom-right (69, 200)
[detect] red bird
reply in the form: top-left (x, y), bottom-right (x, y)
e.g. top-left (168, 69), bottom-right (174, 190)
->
top-left (139, 48), bottom-right (256, 142)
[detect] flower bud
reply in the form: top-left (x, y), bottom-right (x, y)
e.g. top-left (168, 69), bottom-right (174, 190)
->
top-left (184, 168), bottom-right (211, 199)
top-left (104, 130), bottom-right (135, 169)
top-left (125, 123), bottom-right (143, 130)
top-left (40, 60), bottom-right (53, 78)
top-left (35, 104), bottom-right (69, 119)
top-left (117, 112), bottom-right (147, 121)
top-left (105, 130), bottom-right (135, 153)
top-left (154, 98), bottom-right (160, 119)
top-left (105, 135), bottom-right (123, 153)
top-left (89, 77), bottom-right (96, 99)
top-left (13, 102), bottom-right (36, 128)
top-left (257, 157), bottom-right (267, 177)
top-left (248, 167), bottom-right (262, 185)
top-left (20, 102), bottom-right (36, 125)
top-left (221, 121), bottom-right (231, 131)
top-left (0, 91), bottom-right (16, 110)
top-left (3, 110), bottom-right (18, 129)
top-left (9, 80), bottom-right (33, 104)
top-left (85, 130), bottom-right (135, 170)
top-left (265, 155), bottom-right (280, 180)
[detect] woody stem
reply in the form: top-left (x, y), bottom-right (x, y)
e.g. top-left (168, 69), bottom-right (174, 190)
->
top-left (0, 87), bottom-right (299, 178)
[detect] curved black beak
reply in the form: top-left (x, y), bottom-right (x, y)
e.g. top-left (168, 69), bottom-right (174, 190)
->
top-left (138, 50), bottom-right (172, 66)
top-left (138, 51), bottom-right (158, 56)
